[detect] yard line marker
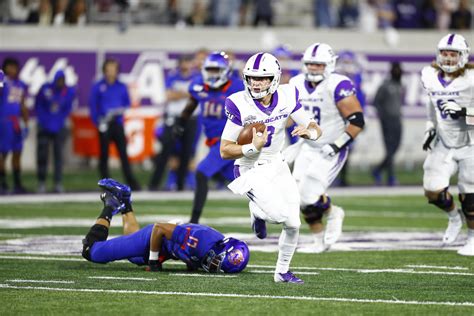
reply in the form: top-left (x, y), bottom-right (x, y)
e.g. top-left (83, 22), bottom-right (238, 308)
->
top-left (6, 279), bottom-right (74, 284)
top-left (0, 255), bottom-right (84, 262)
top-left (405, 265), bottom-right (468, 270)
top-left (0, 284), bottom-right (473, 307)
top-left (169, 273), bottom-right (237, 278)
top-left (88, 276), bottom-right (156, 281)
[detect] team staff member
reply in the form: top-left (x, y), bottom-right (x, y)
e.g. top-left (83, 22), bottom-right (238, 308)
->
top-left (35, 70), bottom-right (75, 193)
top-left (89, 59), bottom-right (141, 190)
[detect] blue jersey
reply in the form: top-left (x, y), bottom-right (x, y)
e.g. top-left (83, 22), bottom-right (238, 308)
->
top-left (35, 71), bottom-right (75, 133)
top-left (162, 223), bottom-right (225, 269)
top-left (189, 76), bottom-right (244, 139)
top-left (2, 78), bottom-right (26, 117)
top-left (89, 78), bottom-right (130, 127)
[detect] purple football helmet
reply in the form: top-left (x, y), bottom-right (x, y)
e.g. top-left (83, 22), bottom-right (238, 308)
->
top-left (202, 51), bottom-right (232, 88)
top-left (202, 238), bottom-right (250, 273)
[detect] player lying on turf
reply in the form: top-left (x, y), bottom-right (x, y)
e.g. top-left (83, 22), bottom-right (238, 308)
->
top-left (81, 178), bottom-right (250, 273)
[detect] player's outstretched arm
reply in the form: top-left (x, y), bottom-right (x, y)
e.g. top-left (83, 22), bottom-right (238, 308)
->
top-left (147, 223), bottom-right (177, 272)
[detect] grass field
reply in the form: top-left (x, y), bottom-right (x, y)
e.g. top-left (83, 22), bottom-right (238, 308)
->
top-left (0, 194), bottom-right (473, 315)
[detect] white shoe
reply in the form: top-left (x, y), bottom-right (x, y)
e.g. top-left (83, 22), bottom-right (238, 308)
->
top-left (324, 206), bottom-right (345, 245)
top-left (443, 213), bottom-right (462, 244)
top-left (457, 238), bottom-right (474, 256)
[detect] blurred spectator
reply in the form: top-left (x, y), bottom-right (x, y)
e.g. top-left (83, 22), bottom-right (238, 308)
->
top-left (372, 62), bottom-right (403, 186)
top-left (209, 0), bottom-right (241, 26)
top-left (436, 0), bottom-right (457, 30)
top-left (185, 0), bottom-right (208, 26)
top-left (376, 0), bottom-right (396, 29)
top-left (89, 58), bottom-right (141, 190)
top-left (394, 0), bottom-right (422, 28)
top-left (450, 0), bottom-right (472, 30)
top-left (338, 0), bottom-right (359, 28)
top-left (8, 0), bottom-right (33, 23)
top-left (35, 70), bottom-right (75, 193)
top-left (253, 0), bottom-right (273, 26)
top-left (421, 0), bottom-right (437, 28)
top-left (53, 0), bottom-right (68, 26)
top-left (66, 0), bottom-right (87, 25)
top-left (0, 57), bottom-right (29, 194)
top-left (148, 54), bottom-right (198, 191)
top-left (314, 0), bottom-right (334, 28)
top-left (26, 0), bottom-right (53, 25)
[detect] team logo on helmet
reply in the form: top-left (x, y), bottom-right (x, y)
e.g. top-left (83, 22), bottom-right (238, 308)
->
top-left (228, 249), bottom-right (245, 265)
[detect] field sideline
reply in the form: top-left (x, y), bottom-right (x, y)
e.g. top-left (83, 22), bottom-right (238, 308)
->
top-left (0, 188), bottom-right (473, 315)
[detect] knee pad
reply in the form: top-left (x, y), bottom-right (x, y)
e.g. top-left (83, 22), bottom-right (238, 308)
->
top-left (460, 193), bottom-right (474, 221)
top-left (427, 187), bottom-right (454, 211)
top-left (301, 195), bottom-right (331, 224)
top-left (82, 224), bottom-right (109, 261)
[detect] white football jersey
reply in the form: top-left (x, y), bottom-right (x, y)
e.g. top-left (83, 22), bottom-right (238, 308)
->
top-left (289, 73), bottom-right (355, 146)
top-left (421, 66), bottom-right (474, 148)
top-left (224, 84), bottom-right (312, 167)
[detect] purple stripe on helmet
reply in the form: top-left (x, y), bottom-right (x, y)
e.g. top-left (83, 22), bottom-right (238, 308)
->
top-left (253, 53), bottom-right (264, 70)
top-left (311, 45), bottom-right (320, 57)
top-left (447, 34), bottom-right (455, 45)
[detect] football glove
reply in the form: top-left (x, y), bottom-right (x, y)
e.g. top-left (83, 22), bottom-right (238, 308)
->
top-left (440, 101), bottom-right (466, 119)
top-left (146, 260), bottom-right (162, 272)
top-left (172, 117), bottom-right (186, 139)
top-left (422, 122), bottom-right (436, 151)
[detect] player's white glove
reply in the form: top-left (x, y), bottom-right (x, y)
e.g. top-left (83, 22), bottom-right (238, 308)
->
top-left (422, 121), bottom-right (436, 151)
top-left (440, 101), bottom-right (466, 119)
top-left (321, 143), bottom-right (339, 159)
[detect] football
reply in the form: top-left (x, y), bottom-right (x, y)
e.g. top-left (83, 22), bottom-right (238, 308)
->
top-left (237, 122), bottom-right (266, 145)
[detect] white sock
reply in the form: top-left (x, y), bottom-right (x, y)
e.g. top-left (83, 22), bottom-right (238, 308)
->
top-left (467, 229), bottom-right (474, 239)
top-left (275, 226), bottom-right (299, 274)
top-left (447, 209), bottom-right (460, 218)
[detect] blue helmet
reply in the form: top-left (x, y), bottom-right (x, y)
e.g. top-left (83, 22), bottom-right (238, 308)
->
top-left (202, 238), bottom-right (250, 273)
top-left (202, 51), bottom-right (232, 88)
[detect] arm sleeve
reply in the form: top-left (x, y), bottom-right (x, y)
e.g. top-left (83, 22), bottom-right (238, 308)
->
top-left (224, 97), bottom-right (242, 126)
top-left (221, 119), bottom-right (243, 142)
top-left (334, 79), bottom-right (355, 103)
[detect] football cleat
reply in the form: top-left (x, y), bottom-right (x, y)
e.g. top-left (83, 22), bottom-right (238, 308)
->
top-left (324, 206), bottom-right (345, 245)
top-left (457, 238), bottom-right (474, 256)
top-left (251, 213), bottom-right (267, 239)
top-left (274, 271), bottom-right (304, 284)
top-left (443, 212), bottom-right (462, 244)
top-left (98, 178), bottom-right (132, 212)
top-left (100, 191), bottom-right (125, 216)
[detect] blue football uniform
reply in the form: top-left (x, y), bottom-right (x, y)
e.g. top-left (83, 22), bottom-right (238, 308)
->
top-left (0, 78), bottom-right (27, 153)
top-left (89, 223), bottom-right (225, 269)
top-left (189, 76), bottom-right (244, 180)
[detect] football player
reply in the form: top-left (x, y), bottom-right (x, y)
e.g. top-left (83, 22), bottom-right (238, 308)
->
top-left (82, 178), bottom-right (250, 273)
top-left (220, 52), bottom-right (321, 284)
top-left (421, 33), bottom-right (474, 256)
top-left (0, 57), bottom-right (29, 194)
top-left (286, 43), bottom-right (365, 253)
top-left (174, 51), bottom-right (244, 224)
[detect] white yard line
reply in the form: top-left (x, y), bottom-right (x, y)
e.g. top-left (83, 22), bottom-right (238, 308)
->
top-left (405, 265), bottom-right (468, 270)
top-left (0, 186), bottom-right (458, 205)
top-left (0, 284), bottom-right (472, 307)
top-left (6, 279), bottom-right (74, 284)
top-left (88, 276), bottom-right (156, 281)
top-left (169, 273), bottom-right (237, 278)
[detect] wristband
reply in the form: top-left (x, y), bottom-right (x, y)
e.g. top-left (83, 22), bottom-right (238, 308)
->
top-left (308, 129), bottom-right (319, 141)
top-left (242, 143), bottom-right (260, 158)
top-left (333, 132), bottom-right (353, 149)
top-left (149, 251), bottom-right (159, 261)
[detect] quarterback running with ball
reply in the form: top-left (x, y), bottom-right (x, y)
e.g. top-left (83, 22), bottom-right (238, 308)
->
top-left (220, 52), bottom-right (321, 284)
